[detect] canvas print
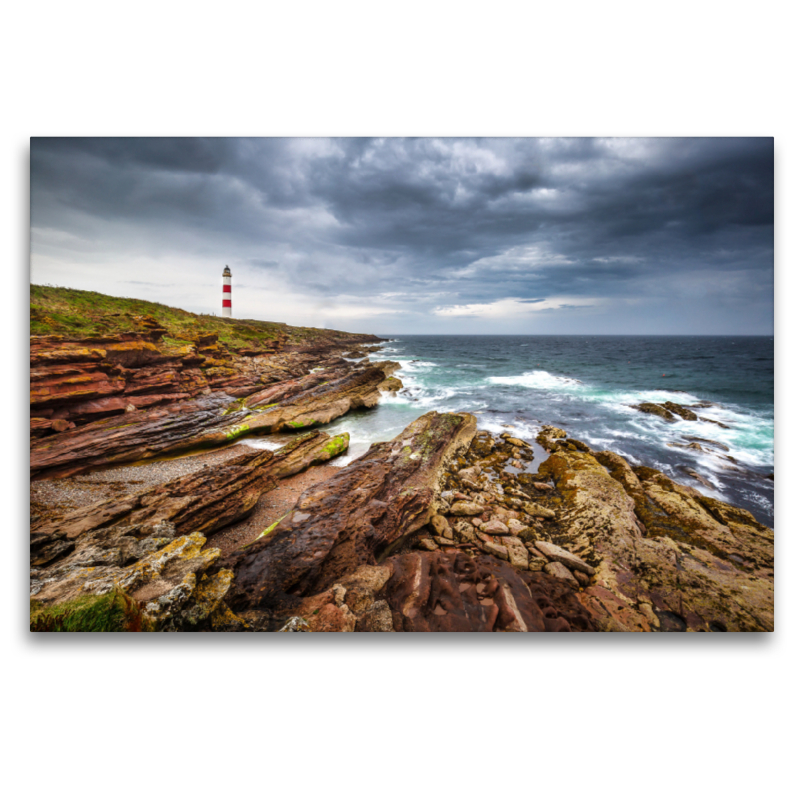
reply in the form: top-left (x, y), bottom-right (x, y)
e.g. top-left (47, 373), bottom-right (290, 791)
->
top-left (29, 137), bottom-right (774, 632)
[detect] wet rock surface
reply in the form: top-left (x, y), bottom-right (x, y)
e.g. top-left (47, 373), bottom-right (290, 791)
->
top-left (633, 400), bottom-right (700, 422)
top-left (216, 411), bottom-right (477, 615)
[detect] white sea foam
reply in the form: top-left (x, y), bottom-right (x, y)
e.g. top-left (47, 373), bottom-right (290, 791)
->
top-left (584, 436), bottom-right (616, 448)
top-left (488, 370), bottom-right (584, 391)
top-left (739, 490), bottom-right (774, 515)
top-left (479, 417), bottom-right (542, 444)
top-left (613, 450), bottom-right (641, 464)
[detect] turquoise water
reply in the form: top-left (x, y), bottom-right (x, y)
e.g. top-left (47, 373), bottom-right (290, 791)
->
top-left (245, 335), bottom-right (774, 526)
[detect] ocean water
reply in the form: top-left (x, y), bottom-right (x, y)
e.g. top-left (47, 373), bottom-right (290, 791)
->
top-left (244, 335), bottom-right (775, 527)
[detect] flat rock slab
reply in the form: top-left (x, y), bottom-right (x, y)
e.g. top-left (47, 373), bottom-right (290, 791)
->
top-left (504, 537), bottom-right (529, 570)
top-left (482, 541), bottom-right (509, 560)
top-left (536, 541), bottom-right (596, 576)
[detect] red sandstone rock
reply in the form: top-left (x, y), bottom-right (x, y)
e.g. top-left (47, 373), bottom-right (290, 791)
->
top-left (219, 411), bottom-right (477, 613)
top-left (30, 366), bottom-right (392, 479)
top-left (381, 551), bottom-right (596, 632)
top-left (31, 430), bottom-right (348, 567)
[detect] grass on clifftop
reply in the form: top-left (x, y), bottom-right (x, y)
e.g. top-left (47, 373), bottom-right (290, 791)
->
top-left (30, 285), bottom-right (371, 349)
top-left (30, 590), bottom-right (153, 632)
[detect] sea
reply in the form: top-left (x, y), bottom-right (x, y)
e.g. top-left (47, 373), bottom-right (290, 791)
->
top-left (243, 336), bottom-right (775, 527)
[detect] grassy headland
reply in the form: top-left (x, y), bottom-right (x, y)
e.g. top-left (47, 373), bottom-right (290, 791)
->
top-left (30, 284), bottom-right (367, 349)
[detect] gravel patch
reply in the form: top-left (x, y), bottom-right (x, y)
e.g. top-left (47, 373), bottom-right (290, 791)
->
top-left (30, 444), bottom-right (252, 516)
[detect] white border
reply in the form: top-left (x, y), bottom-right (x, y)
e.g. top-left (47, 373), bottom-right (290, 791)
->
top-left (5, 2), bottom-right (795, 797)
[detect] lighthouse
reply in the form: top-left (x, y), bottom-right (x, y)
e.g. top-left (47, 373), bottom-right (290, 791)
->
top-left (222, 265), bottom-right (232, 317)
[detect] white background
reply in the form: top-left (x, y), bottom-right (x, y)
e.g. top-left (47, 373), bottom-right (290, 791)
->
top-left (4, 2), bottom-right (796, 798)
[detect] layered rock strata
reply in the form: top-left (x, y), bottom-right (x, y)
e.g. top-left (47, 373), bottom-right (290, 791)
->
top-left (30, 431), bottom-right (351, 630)
top-left (30, 346), bottom-right (773, 632)
top-left (217, 410), bottom-right (478, 614)
top-left (31, 364), bottom-right (393, 479)
top-left (31, 430), bottom-right (348, 570)
top-left (30, 325), bottom-right (383, 431)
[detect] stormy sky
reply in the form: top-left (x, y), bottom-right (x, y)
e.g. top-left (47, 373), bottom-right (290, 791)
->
top-left (29, 137), bottom-right (773, 335)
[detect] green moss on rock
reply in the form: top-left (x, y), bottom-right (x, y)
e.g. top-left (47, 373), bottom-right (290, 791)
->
top-left (30, 589), bottom-right (152, 632)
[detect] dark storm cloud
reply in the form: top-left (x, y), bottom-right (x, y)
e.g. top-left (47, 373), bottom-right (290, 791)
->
top-left (30, 137), bottom-right (773, 333)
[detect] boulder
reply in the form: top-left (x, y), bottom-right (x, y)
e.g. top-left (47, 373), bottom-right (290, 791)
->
top-left (417, 538), bottom-right (439, 551)
top-left (504, 537), bottom-right (529, 570)
top-left (544, 561), bottom-right (580, 588)
top-left (535, 541), bottom-right (596, 576)
top-left (481, 541), bottom-right (509, 560)
top-left (501, 435), bottom-right (529, 449)
top-left (536, 426), bottom-right (568, 450)
top-left (480, 519), bottom-right (510, 535)
top-left (430, 514), bottom-right (453, 539)
top-left (450, 501), bottom-right (485, 516)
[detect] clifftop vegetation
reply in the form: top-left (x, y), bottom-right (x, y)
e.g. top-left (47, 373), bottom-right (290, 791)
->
top-left (30, 284), bottom-right (364, 350)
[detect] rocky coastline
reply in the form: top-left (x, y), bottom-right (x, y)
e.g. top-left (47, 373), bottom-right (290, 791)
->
top-left (30, 289), bottom-right (774, 632)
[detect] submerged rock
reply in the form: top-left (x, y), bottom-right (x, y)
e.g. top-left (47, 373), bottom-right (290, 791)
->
top-left (633, 402), bottom-right (676, 421)
top-left (662, 401), bottom-right (698, 421)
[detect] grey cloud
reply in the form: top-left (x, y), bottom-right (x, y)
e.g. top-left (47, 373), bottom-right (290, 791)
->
top-left (30, 137), bottom-right (773, 334)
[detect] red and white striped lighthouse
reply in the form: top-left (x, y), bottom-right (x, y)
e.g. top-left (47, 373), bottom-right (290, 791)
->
top-left (222, 265), bottom-right (232, 317)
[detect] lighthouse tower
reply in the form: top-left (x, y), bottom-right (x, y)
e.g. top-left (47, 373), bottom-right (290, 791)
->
top-left (222, 265), bottom-right (232, 317)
